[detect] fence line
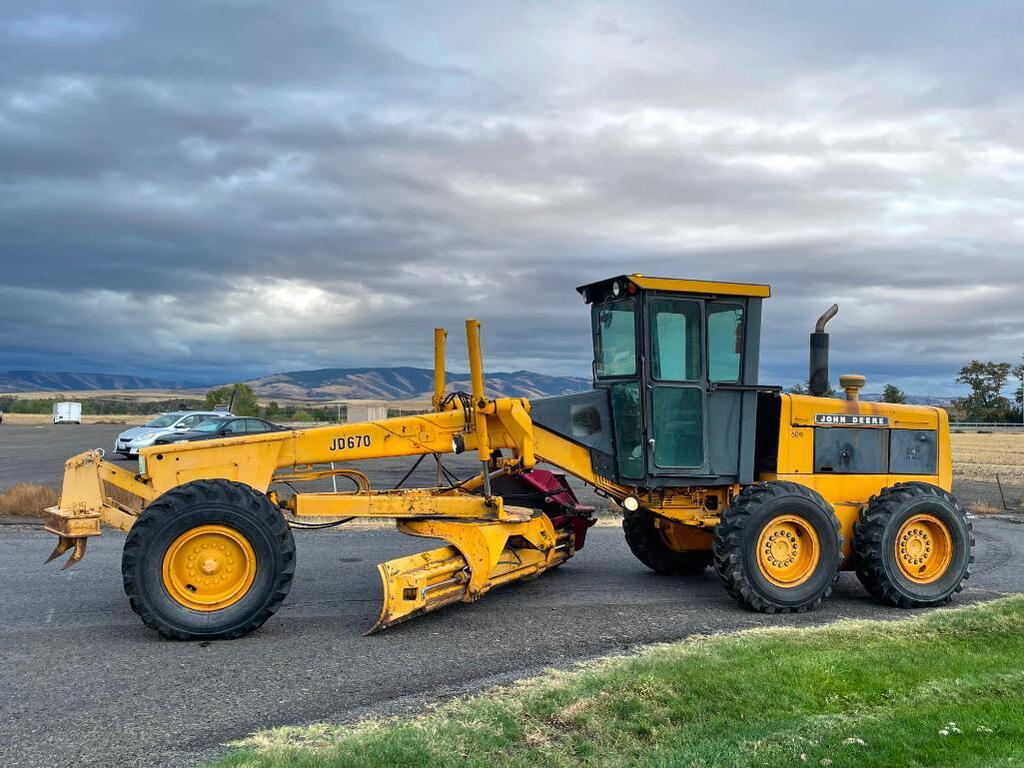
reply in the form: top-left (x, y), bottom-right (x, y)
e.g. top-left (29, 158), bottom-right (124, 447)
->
top-left (951, 422), bottom-right (1024, 432)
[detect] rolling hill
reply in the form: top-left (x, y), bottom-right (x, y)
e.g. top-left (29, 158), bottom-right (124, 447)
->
top-left (0, 367), bottom-right (590, 401)
top-left (243, 367), bottom-right (590, 401)
top-left (1, 368), bottom-right (950, 405)
top-left (0, 370), bottom-right (182, 393)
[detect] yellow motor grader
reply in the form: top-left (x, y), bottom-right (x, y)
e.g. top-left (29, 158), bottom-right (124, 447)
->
top-left (44, 275), bottom-right (973, 639)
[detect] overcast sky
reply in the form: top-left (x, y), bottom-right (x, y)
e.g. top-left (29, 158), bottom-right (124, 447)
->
top-left (1, 1), bottom-right (1022, 394)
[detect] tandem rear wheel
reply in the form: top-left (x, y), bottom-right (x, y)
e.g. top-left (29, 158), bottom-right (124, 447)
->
top-left (853, 482), bottom-right (973, 608)
top-left (122, 479), bottom-right (296, 640)
top-left (713, 481), bottom-right (843, 613)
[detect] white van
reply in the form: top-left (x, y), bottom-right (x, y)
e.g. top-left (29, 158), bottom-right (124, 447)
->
top-left (53, 402), bottom-right (83, 424)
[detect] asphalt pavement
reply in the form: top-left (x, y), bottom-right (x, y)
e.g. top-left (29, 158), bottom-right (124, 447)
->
top-left (1, 518), bottom-right (1022, 768)
top-left (2, 423), bottom-right (1023, 768)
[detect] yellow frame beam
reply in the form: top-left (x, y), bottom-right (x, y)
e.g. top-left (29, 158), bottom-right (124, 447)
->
top-left (288, 489), bottom-right (531, 522)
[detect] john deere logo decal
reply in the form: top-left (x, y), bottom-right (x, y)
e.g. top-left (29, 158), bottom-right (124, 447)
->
top-left (815, 414), bottom-right (889, 426)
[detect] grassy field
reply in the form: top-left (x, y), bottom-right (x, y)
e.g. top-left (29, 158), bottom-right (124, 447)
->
top-left (214, 597), bottom-right (1024, 768)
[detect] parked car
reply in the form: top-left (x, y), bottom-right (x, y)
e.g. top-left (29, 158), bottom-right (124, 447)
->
top-left (53, 402), bottom-right (82, 424)
top-left (153, 416), bottom-right (287, 445)
top-left (115, 410), bottom-right (231, 456)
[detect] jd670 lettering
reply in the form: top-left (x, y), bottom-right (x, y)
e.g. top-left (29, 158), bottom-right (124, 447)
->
top-left (43, 274), bottom-right (973, 641)
top-left (330, 434), bottom-right (372, 452)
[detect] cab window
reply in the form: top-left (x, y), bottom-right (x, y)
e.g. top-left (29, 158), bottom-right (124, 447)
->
top-left (592, 299), bottom-right (636, 378)
top-left (610, 382), bottom-right (644, 479)
top-left (652, 388), bottom-right (704, 467)
top-left (708, 303), bottom-right (744, 382)
top-left (649, 299), bottom-right (701, 381)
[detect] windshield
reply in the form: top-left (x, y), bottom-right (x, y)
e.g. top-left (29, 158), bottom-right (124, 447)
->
top-left (145, 415), bottom-right (179, 427)
top-left (194, 418), bottom-right (228, 432)
top-left (592, 298), bottom-right (637, 378)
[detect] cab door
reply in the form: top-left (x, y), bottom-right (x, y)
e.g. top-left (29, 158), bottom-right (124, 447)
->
top-left (643, 297), bottom-right (749, 483)
top-left (704, 300), bottom-right (747, 482)
top-left (644, 296), bottom-right (707, 477)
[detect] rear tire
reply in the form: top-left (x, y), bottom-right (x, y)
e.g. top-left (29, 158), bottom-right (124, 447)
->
top-left (713, 482), bottom-right (842, 613)
top-left (623, 511), bottom-right (711, 574)
top-left (122, 479), bottom-right (295, 640)
top-left (853, 482), bottom-right (973, 608)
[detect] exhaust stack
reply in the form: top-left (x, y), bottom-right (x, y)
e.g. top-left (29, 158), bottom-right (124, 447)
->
top-left (809, 304), bottom-right (839, 397)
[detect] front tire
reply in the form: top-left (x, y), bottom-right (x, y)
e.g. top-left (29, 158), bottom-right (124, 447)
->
top-left (713, 482), bottom-right (843, 613)
top-left (853, 482), bottom-right (973, 608)
top-left (623, 511), bottom-right (712, 574)
top-left (122, 479), bottom-right (296, 640)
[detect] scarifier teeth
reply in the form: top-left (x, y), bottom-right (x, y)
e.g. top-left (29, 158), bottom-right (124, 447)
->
top-left (45, 537), bottom-right (73, 564)
top-left (45, 537), bottom-right (87, 569)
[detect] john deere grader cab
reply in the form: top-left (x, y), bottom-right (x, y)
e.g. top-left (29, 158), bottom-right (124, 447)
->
top-left (44, 275), bottom-right (973, 639)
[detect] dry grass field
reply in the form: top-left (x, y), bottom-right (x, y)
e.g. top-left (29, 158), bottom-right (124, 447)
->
top-left (0, 483), bottom-right (58, 517)
top-left (2, 413), bottom-right (143, 425)
top-left (951, 432), bottom-right (1024, 485)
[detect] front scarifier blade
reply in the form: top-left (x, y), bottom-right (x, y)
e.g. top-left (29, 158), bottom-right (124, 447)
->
top-left (370, 512), bottom-right (572, 633)
top-left (45, 536), bottom-right (88, 569)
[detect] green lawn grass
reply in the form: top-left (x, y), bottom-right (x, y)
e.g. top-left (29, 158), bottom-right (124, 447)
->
top-left (215, 596), bottom-right (1024, 768)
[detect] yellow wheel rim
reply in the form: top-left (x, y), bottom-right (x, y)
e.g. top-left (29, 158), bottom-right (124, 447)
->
top-left (895, 514), bottom-right (952, 584)
top-left (756, 514), bottom-right (820, 588)
top-left (162, 525), bottom-right (257, 611)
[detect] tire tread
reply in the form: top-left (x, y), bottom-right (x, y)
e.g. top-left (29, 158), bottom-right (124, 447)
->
top-left (121, 479), bottom-right (295, 640)
top-left (852, 482), bottom-right (973, 608)
top-left (713, 481), bottom-right (842, 613)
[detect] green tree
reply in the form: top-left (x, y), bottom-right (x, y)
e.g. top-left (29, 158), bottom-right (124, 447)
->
top-left (787, 379), bottom-right (836, 397)
top-left (955, 361), bottom-right (1012, 422)
top-left (881, 384), bottom-right (907, 404)
top-left (204, 383), bottom-right (260, 416)
top-left (291, 409), bottom-right (314, 422)
top-left (1013, 357), bottom-right (1024, 408)
top-left (264, 400), bottom-right (281, 418)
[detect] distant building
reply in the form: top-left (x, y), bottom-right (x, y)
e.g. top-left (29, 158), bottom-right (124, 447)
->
top-left (345, 404), bottom-right (388, 423)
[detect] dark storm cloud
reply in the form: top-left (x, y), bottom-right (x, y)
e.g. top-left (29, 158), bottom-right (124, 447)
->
top-left (1, 1), bottom-right (1022, 394)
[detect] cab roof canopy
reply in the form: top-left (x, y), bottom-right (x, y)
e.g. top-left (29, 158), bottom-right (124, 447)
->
top-left (577, 274), bottom-right (771, 303)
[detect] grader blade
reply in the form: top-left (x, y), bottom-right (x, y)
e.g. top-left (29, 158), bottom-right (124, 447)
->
top-left (374, 545), bottom-right (471, 631)
top-left (371, 513), bottom-right (572, 632)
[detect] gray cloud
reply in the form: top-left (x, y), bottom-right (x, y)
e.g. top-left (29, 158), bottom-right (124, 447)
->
top-left (1, 1), bottom-right (1022, 395)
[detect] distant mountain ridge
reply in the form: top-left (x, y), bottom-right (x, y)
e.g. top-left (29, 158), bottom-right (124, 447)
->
top-left (0, 368), bottom-right (952, 404)
top-left (0, 367), bottom-right (590, 401)
top-left (244, 367), bottom-right (590, 401)
top-left (0, 370), bottom-right (182, 393)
